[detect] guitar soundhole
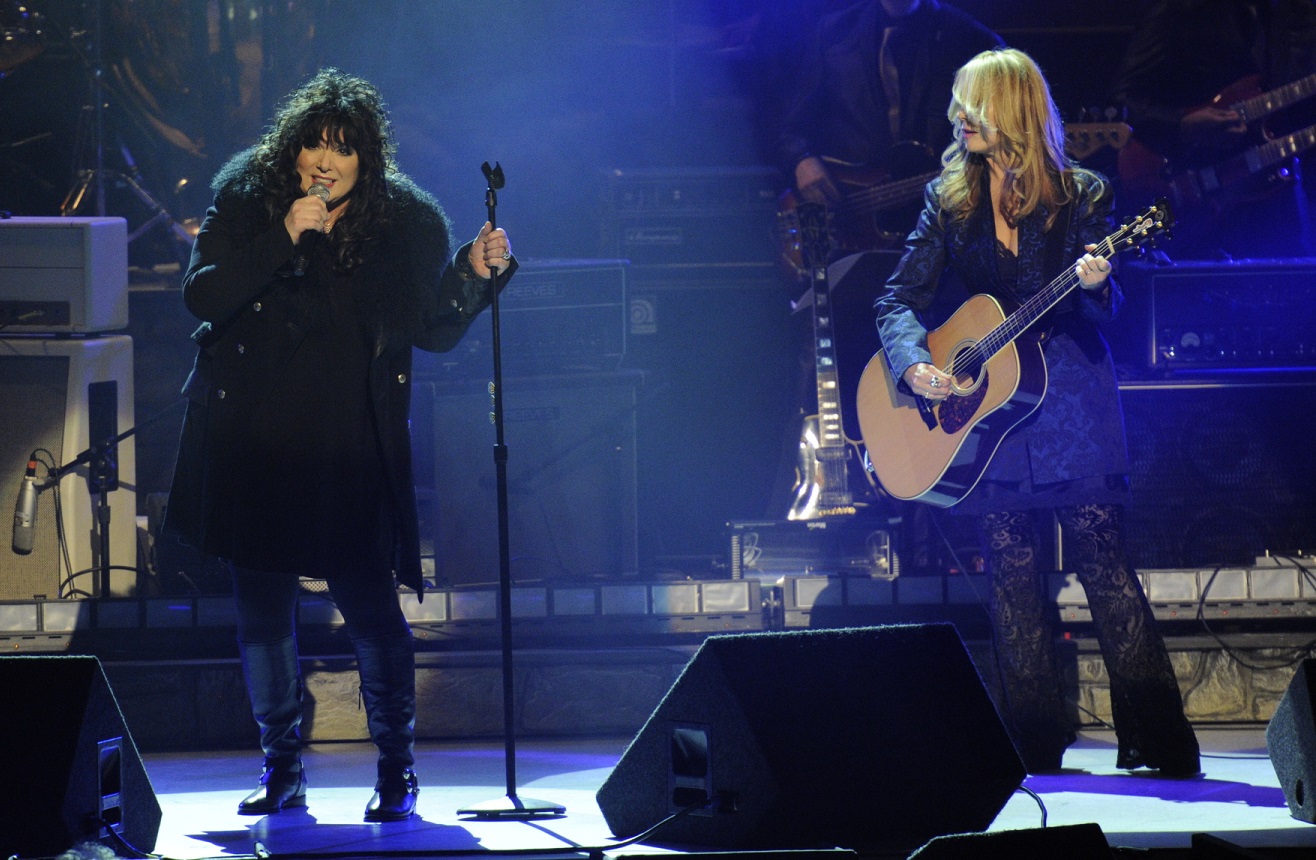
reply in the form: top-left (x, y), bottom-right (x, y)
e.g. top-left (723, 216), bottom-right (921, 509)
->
top-left (938, 371), bottom-right (988, 434)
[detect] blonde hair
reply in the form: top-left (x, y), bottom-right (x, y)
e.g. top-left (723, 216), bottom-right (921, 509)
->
top-left (938, 48), bottom-right (1104, 229)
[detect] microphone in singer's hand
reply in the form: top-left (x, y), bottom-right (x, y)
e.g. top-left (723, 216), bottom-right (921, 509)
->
top-left (12, 460), bottom-right (42, 555)
top-left (293, 183), bottom-right (331, 277)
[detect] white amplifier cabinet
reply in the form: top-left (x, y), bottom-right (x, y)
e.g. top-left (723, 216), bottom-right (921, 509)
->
top-left (0, 216), bottom-right (129, 333)
top-left (0, 335), bottom-right (138, 598)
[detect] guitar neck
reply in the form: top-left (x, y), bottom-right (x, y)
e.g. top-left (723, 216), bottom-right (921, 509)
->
top-left (810, 264), bottom-right (847, 453)
top-left (1234, 72), bottom-right (1316, 124)
top-left (841, 171), bottom-right (939, 219)
top-left (1252, 123), bottom-right (1316, 171)
top-left (959, 235), bottom-right (1122, 374)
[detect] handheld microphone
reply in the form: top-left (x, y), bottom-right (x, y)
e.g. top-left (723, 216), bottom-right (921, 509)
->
top-left (12, 460), bottom-right (41, 555)
top-left (293, 183), bottom-right (331, 277)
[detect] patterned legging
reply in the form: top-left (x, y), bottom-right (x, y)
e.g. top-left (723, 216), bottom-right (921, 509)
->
top-left (978, 503), bottom-right (1195, 771)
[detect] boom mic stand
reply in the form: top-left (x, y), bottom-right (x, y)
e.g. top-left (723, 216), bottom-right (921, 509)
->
top-left (456, 162), bottom-right (565, 820)
top-left (18, 398), bottom-right (184, 598)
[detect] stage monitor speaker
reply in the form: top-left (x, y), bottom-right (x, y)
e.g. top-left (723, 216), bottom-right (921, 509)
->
top-left (0, 216), bottom-right (129, 333)
top-left (908, 822), bottom-right (1110, 858)
top-left (427, 372), bottom-right (639, 583)
top-left (0, 336), bottom-right (138, 599)
top-left (595, 624), bottom-right (1025, 852)
top-left (1267, 658), bottom-right (1316, 824)
top-left (0, 655), bottom-right (161, 854)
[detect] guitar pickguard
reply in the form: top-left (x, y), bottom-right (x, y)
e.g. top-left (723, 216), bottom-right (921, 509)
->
top-left (937, 376), bottom-right (989, 435)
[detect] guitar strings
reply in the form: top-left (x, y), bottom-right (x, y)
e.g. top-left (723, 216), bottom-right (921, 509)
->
top-left (941, 216), bottom-right (1149, 383)
top-left (839, 172), bottom-right (939, 215)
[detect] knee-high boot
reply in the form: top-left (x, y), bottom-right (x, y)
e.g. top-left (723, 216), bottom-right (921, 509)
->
top-left (237, 634), bottom-right (308, 814)
top-left (354, 631), bottom-right (418, 821)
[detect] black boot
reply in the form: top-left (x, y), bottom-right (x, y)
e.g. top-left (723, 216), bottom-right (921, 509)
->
top-left (355, 632), bottom-right (418, 821)
top-left (237, 635), bottom-right (307, 814)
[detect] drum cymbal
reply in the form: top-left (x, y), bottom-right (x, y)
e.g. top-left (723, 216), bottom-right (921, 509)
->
top-left (0, 1), bottom-right (44, 74)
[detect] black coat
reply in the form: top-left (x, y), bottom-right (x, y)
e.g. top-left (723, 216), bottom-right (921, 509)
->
top-left (165, 152), bottom-right (511, 595)
top-left (875, 175), bottom-right (1131, 506)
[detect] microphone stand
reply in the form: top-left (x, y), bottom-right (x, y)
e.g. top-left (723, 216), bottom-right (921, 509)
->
top-left (28, 398), bottom-right (185, 598)
top-left (457, 163), bottom-right (565, 819)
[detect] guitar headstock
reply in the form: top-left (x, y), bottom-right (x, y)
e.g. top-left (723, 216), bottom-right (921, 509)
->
top-left (1064, 122), bottom-right (1132, 161)
top-left (1107, 198), bottom-right (1174, 256)
top-left (796, 202), bottom-right (832, 272)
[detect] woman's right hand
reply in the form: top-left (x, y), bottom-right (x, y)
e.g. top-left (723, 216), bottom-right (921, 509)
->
top-left (904, 362), bottom-right (951, 400)
top-left (284, 193), bottom-right (329, 243)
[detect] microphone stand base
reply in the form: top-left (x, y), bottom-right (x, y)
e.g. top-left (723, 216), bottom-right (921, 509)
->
top-left (456, 794), bottom-right (566, 819)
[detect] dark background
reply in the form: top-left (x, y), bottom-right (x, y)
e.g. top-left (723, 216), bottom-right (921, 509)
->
top-left (3, 0), bottom-right (1313, 579)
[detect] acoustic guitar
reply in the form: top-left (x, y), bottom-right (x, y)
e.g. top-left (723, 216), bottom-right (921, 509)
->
top-left (853, 200), bottom-right (1173, 508)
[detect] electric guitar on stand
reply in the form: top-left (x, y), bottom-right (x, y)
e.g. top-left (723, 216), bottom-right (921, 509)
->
top-left (787, 202), bottom-right (873, 520)
top-left (854, 200), bottom-right (1173, 508)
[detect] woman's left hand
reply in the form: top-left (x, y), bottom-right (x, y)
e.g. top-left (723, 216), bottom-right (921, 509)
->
top-left (1076, 243), bottom-right (1111, 291)
top-left (469, 221), bottom-right (512, 279)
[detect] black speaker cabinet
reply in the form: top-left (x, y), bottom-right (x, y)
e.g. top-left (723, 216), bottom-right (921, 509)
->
top-left (1118, 379), bottom-right (1316, 568)
top-left (908, 823), bottom-right (1110, 859)
top-left (426, 372), bottom-right (640, 583)
top-left (0, 336), bottom-right (138, 598)
top-left (595, 624), bottom-right (1025, 852)
top-left (1267, 659), bottom-right (1316, 824)
top-left (0, 655), bottom-right (161, 854)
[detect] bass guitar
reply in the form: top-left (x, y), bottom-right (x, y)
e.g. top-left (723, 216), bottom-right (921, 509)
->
top-left (853, 200), bottom-right (1173, 508)
top-left (787, 202), bottom-right (872, 519)
top-left (775, 143), bottom-right (939, 278)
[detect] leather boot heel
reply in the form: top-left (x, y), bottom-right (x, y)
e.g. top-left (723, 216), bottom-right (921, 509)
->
top-left (364, 768), bottom-right (418, 822)
top-left (238, 764), bottom-right (307, 815)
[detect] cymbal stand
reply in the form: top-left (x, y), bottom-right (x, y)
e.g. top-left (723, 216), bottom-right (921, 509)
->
top-left (57, 0), bottom-right (192, 249)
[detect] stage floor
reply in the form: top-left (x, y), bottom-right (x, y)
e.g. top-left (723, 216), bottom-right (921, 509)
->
top-left (134, 727), bottom-right (1314, 859)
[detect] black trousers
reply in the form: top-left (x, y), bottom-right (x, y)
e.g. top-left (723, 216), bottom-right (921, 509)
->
top-left (976, 503), bottom-right (1196, 771)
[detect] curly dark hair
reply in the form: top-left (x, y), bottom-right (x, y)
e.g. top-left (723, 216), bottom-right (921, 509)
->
top-left (247, 67), bottom-right (397, 271)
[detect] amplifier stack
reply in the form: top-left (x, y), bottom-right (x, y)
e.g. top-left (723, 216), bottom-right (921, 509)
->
top-left (0, 217), bottom-right (137, 599)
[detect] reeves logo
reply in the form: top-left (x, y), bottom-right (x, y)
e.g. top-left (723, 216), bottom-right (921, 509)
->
top-left (506, 281), bottom-right (564, 299)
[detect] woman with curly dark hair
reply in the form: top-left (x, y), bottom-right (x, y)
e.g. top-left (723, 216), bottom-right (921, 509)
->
top-left (165, 68), bottom-right (514, 821)
top-left (874, 49), bottom-right (1200, 776)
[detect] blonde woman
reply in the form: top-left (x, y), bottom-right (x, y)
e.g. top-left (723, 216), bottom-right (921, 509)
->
top-left (875, 48), bottom-right (1199, 775)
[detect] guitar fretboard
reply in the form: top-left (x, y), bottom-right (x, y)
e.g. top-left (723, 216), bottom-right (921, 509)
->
top-left (946, 206), bottom-right (1167, 379)
top-left (1234, 72), bottom-right (1316, 124)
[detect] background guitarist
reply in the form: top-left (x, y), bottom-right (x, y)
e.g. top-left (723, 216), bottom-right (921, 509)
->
top-left (772, 0), bottom-right (1000, 234)
top-left (874, 48), bottom-right (1199, 776)
top-left (1111, 0), bottom-right (1316, 258)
